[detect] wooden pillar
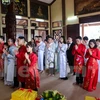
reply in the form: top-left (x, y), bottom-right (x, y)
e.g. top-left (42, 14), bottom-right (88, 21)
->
top-left (62, 0), bottom-right (66, 39)
top-left (0, 2), bottom-right (2, 35)
top-left (62, 0), bottom-right (67, 39)
top-left (49, 5), bottom-right (52, 36)
top-left (5, 2), bottom-right (16, 40)
top-left (27, 0), bottom-right (31, 41)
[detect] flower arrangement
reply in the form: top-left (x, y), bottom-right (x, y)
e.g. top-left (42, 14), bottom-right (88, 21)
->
top-left (36, 90), bottom-right (66, 100)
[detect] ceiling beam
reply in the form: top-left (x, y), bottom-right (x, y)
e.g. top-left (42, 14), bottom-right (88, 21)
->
top-left (31, 0), bottom-right (56, 6)
top-left (30, 0), bottom-right (48, 6)
top-left (49, 0), bottom-right (56, 5)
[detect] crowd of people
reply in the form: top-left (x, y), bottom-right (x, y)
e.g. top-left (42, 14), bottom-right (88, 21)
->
top-left (0, 35), bottom-right (100, 92)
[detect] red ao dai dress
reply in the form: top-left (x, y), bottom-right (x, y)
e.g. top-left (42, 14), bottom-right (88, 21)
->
top-left (25, 53), bottom-right (40, 90)
top-left (83, 48), bottom-right (100, 91)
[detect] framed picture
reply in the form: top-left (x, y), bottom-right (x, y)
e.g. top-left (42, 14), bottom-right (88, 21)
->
top-left (30, 2), bottom-right (48, 20)
top-left (2, 16), bottom-right (28, 26)
top-left (1, 0), bottom-right (27, 16)
top-left (39, 22), bottom-right (48, 28)
top-left (74, 0), bottom-right (100, 15)
top-left (52, 21), bottom-right (62, 28)
top-left (16, 19), bottom-right (28, 26)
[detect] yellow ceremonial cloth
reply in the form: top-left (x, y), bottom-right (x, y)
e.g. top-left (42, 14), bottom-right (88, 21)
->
top-left (85, 96), bottom-right (96, 100)
top-left (11, 88), bottom-right (37, 100)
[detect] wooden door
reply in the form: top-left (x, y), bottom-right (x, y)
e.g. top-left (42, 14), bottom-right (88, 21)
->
top-left (67, 24), bottom-right (79, 42)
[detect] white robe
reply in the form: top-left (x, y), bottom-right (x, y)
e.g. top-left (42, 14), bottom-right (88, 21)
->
top-left (58, 44), bottom-right (68, 78)
top-left (38, 41), bottom-right (45, 71)
top-left (45, 42), bottom-right (55, 69)
top-left (54, 40), bottom-right (59, 70)
top-left (2, 53), bottom-right (8, 85)
top-left (44, 45), bottom-right (48, 69)
top-left (6, 46), bottom-right (17, 84)
top-left (98, 60), bottom-right (100, 82)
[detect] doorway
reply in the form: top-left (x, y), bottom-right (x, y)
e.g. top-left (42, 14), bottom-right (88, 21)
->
top-left (80, 22), bottom-right (100, 40)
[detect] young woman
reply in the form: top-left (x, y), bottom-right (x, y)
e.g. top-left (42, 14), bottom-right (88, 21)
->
top-left (25, 42), bottom-right (40, 91)
top-left (46, 37), bottom-right (55, 76)
top-left (58, 36), bottom-right (68, 80)
top-left (96, 39), bottom-right (100, 82)
top-left (83, 39), bottom-right (100, 92)
top-left (37, 36), bottom-right (45, 72)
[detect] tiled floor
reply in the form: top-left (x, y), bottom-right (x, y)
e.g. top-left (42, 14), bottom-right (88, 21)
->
top-left (0, 73), bottom-right (100, 100)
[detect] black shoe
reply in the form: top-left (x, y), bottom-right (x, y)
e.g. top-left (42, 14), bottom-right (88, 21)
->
top-left (59, 78), bottom-right (63, 79)
top-left (63, 77), bottom-right (68, 80)
top-left (60, 77), bottom-right (68, 80)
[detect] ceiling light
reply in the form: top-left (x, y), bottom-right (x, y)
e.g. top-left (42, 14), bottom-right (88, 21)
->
top-left (67, 16), bottom-right (78, 21)
top-left (16, 15), bottom-right (22, 19)
top-left (36, 18), bottom-right (44, 22)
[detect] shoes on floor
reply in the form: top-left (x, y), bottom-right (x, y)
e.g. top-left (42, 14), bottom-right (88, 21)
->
top-left (60, 77), bottom-right (68, 80)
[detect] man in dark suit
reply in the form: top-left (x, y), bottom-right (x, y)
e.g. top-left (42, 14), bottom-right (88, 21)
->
top-left (67, 37), bottom-right (75, 75)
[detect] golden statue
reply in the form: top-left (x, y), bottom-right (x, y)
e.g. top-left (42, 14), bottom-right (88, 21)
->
top-left (37, 6), bottom-right (43, 17)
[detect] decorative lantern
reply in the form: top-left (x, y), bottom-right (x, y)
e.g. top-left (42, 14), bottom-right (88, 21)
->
top-left (2, 0), bottom-right (11, 5)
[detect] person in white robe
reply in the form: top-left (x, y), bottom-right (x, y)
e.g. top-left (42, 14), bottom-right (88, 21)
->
top-left (3, 38), bottom-right (17, 86)
top-left (44, 39), bottom-right (48, 70)
top-left (54, 35), bottom-right (59, 72)
top-left (45, 36), bottom-right (55, 76)
top-left (96, 39), bottom-right (100, 82)
top-left (2, 43), bottom-right (8, 85)
top-left (37, 36), bottom-right (45, 72)
top-left (57, 36), bottom-right (68, 80)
